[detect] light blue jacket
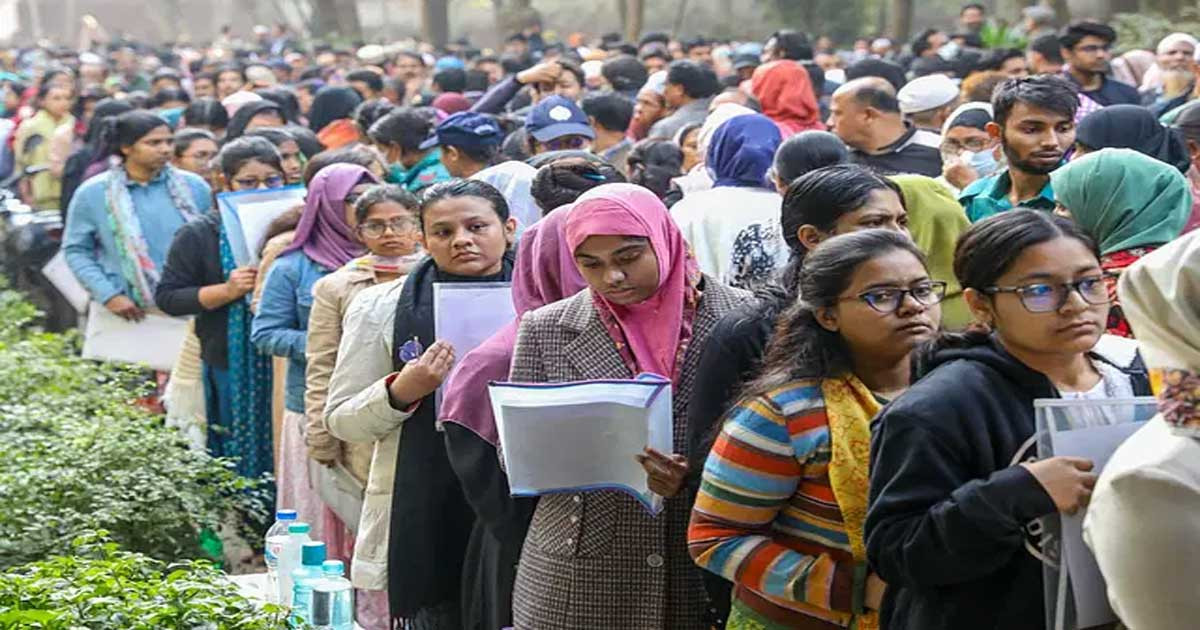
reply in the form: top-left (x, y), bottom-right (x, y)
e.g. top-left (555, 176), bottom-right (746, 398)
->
top-left (62, 166), bottom-right (212, 304)
top-left (251, 250), bottom-right (332, 412)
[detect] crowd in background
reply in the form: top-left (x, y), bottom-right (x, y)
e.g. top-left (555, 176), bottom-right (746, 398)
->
top-left (1, 4), bottom-right (1200, 630)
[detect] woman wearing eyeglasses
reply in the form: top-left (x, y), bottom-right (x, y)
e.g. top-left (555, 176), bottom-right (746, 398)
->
top-left (689, 229), bottom-right (943, 630)
top-left (865, 209), bottom-right (1152, 630)
top-left (155, 137), bottom-right (288, 477)
top-left (252, 162), bottom-right (380, 543)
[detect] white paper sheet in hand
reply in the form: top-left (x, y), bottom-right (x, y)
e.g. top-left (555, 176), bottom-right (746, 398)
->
top-left (81, 303), bottom-right (190, 371)
top-left (433, 282), bottom-right (515, 362)
top-left (41, 250), bottom-right (88, 313)
top-left (217, 185), bottom-right (307, 266)
top-left (489, 374), bottom-right (673, 514)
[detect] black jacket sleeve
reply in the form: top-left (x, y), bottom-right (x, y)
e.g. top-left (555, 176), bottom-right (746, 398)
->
top-left (865, 412), bottom-right (1057, 588)
top-left (443, 423), bottom-right (536, 545)
top-left (154, 220), bottom-right (217, 316)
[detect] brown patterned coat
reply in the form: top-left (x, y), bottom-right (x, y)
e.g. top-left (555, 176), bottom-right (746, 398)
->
top-left (508, 278), bottom-right (749, 630)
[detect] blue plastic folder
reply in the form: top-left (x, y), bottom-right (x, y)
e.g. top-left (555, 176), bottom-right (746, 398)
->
top-left (217, 185), bottom-right (307, 266)
top-left (488, 373), bottom-right (673, 514)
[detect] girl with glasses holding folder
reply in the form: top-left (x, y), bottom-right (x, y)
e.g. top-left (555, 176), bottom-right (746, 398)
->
top-left (865, 210), bottom-right (1151, 630)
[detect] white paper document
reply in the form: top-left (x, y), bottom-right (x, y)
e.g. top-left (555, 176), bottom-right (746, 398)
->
top-left (433, 282), bottom-right (515, 363)
top-left (489, 374), bottom-right (673, 514)
top-left (217, 185), bottom-right (307, 267)
top-left (81, 303), bottom-right (190, 371)
top-left (41, 250), bottom-right (88, 313)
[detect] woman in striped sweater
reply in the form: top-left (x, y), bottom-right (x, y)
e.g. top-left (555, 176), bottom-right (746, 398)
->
top-left (688, 230), bottom-right (943, 630)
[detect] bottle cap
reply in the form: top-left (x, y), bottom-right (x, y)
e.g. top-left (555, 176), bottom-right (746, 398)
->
top-left (275, 509), bottom-right (298, 520)
top-left (301, 541), bottom-right (327, 566)
top-left (321, 559), bottom-right (345, 576)
top-left (287, 522), bottom-right (311, 534)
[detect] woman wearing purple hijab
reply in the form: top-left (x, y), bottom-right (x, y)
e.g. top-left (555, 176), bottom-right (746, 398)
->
top-left (252, 163), bottom-right (379, 540)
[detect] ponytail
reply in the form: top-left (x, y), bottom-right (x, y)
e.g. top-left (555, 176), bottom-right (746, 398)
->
top-left (96, 110), bottom-right (169, 161)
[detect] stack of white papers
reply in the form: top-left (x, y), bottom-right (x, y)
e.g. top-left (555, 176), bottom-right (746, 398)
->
top-left (81, 303), bottom-right (190, 372)
top-left (489, 374), bottom-right (672, 514)
top-left (218, 186), bottom-right (307, 266)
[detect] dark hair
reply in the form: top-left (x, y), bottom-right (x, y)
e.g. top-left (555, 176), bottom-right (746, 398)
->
top-left (215, 64), bottom-right (245, 82)
top-left (368, 108), bottom-right (434, 152)
top-left (151, 69), bottom-right (182, 87)
top-left (601, 55), bottom-right (648, 94)
top-left (149, 87), bottom-right (190, 109)
top-left (243, 126), bottom-right (297, 150)
top-left (296, 78), bottom-right (324, 97)
top-left (977, 47), bottom-right (1025, 73)
top-left (745, 230), bottom-right (926, 397)
top-left (353, 183), bottom-right (419, 224)
top-left (418, 178), bottom-right (510, 227)
top-left (464, 69), bottom-right (490, 92)
top-left (848, 80), bottom-right (900, 113)
top-left (99, 111), bottom-right (170, 159)
top-left (35, 79), bottom-right (72, 105)
top-left (640, 48), bottom-right (671, 63)
top-left (675, 121), bottom-right (702, 146)
top-left (769, 30), bottom-right (813, 61)
top-left (225, 101), bottom-right (285, 140)
top-left (182, 98), bottom-right (229, 132)
top-left (1029, 33), bottom-right (1065, 64)
top-left (780, 163), bottom-right (902, 254)
top-left (911, 28), bottom-right (942, 57)
top-left (397, 50), bottom-right (426, 66)
top-left (773, 131), bottom-right (850, 184)
top-left (961, 71), bottom-right (1008, 103)
top-left (1059, 21), bottom-right (1117, 51)
top-left (683, 38), bottom-right (711, 53)
top-left (1175, 101), bottom-right (1200, 143)
top-left (217, 136), bottom-right (283, 181)
top-left (193, 71), bottom-right (217, 86)
top-left (530, 156), bottom-right (627, 214)
top-left (301, 145), bottom-right (384, 187)
top-left (346, 69), bottom-right (385, 94)
top-left (354, 98), bottom-right (398, 135)
top-left (639, 32), bottom-right (671, 47)
top-left (580, 93), bottom-right (634, 133)
top-left (910, 55), bottom-right (957, 78)
top-left (432, 68), bottom-right (467, 93)
top-left (961, 3), bottom-right (985, 14)
top-left (992, 75), bottom-right (1078, 127)
top-left (666, 60), bottom-right (722, 99)
top-left (844, 58), bottom-right (907, 92)
top-left (555, 59), bottom-right (586, 89)
top-left (308, 86), bottom-right (363, 133)
top-left (173, 127), bottom-right (217, 158)
top-left (255, 87), bottom-right (300, 122)
top-left (282, 124), bottom-right (322, 158)
top-left (83, 98), bottom-right (134, 145)
top-left (448, 140), bottom-right (501, 166)
top-left (626, 139), bottom-right (683, 200)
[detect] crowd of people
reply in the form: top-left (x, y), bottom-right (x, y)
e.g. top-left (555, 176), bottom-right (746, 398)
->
top-left (3, 4), bottom-right (1200, 629)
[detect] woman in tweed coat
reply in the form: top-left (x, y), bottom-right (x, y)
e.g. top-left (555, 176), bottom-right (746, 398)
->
top-left (508, 183), bottom-right (749, 630)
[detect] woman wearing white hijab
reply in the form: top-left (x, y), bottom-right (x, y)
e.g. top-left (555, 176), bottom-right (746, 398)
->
top-left (1084, 229), bottom-right (1200, 629)
top-left (471, 160), bottom-right (539, 236)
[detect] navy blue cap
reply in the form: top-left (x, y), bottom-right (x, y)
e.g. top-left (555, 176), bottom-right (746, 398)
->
top-left (525, 95), bottom-right (596, 143)
top-left (419, 111), bottom-right (504, 151)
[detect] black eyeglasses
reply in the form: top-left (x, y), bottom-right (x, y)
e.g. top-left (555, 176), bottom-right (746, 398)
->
top-left (233, 175), bottom-right (284, 189)
top-left (983, 276), bottom-right (1109, 313)
top-left (1074, 44), bottom-right (1112, 54)
top-left (357, 217), bottom-right (417, 238)
top-left (841, 281), bottom-right (947, 314)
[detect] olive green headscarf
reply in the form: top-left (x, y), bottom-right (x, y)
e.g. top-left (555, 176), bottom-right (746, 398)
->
top-left (1052, 148), bottom-right (1192, 256)
top-left (890, 175), bottom-right (973, 331)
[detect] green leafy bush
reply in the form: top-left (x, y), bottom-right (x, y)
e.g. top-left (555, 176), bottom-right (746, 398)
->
top-left (0, 530), bottom-right (289, 629)
top-left (1113, 9), bottom-right (1200, 53)
top-left (0, 289), bottom-right (270, 569)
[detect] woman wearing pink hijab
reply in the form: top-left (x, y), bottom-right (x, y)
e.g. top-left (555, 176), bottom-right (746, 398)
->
top-left (505, 183), bottom-right (749, 629)
top-left (251, 163), bottom-right (378, 544)
top-left (439, 208), bottom-right (587, 630)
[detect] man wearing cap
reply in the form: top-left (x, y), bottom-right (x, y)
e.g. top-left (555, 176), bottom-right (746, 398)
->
top-left (898, 74), bottom-right (959, 135)
top-left (828, 77), bottom-right (943, 177)
top-left (524, 94), bottom-right (595, 156)
top-left (421, 111), bottom-right (504, 179)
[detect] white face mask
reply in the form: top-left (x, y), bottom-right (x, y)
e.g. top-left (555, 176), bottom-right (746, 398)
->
top-left (961, 148), bottom-right (1001, 178)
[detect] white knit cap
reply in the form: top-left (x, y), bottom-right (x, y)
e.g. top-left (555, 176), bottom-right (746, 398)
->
top-left (897, 74), bottom-right (959, 114)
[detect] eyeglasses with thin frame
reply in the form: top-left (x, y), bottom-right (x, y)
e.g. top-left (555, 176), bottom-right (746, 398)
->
top-left (232, 174), bottom-right (284, 189)
top-left (839, 281), bottom-right (947, 314)
top-left (983, 276), bottom-right (1109, 313)
top-left (357, 217), bottom-right (418, 239)
top-left (1074, 43), bottom-right (1112, 54)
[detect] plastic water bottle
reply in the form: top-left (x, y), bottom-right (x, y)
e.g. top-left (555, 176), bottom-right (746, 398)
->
top-left (310, 560), bottom-right (354, 630)
top-left (277, 522), bottom-right (310, 605)
top-left (290, 541), bottom-right (327, 624)
top-left (263, 509), bottom-right (297, 603)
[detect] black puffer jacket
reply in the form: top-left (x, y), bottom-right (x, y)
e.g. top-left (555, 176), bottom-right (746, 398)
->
top-left (865, 334), bottom-right (1149, 630)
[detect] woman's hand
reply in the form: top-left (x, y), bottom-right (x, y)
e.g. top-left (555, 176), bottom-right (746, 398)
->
top-left (636, 448), bottom-right (689, 498)
top-left (1021, 456), bottom-right (1097, 515)
top-left (387, 340), bottom-right (455, 409)
top-left (105, 295), bottom-right (144, 321)
top-left (224, 267), bottom-right (258, 300)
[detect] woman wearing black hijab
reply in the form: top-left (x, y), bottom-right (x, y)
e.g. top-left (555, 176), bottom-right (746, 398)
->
top-left (1074, 104), bottom-right (1192, 173)
top-left (224, 100), bottom-right (286, 141)
top-left (308, 86), bottom-right (364, 149)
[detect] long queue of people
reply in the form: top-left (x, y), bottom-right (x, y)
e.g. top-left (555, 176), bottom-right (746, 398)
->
top-left (5, 10), bottom-right (1199, 630)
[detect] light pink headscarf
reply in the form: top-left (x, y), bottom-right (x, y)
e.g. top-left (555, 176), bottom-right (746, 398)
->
top-left (565, 183), bottom-right (701, 381)
top-left (439, 208), bottom-right (588, 445)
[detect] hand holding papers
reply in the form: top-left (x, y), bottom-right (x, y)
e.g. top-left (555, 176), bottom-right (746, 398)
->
top-left (81, 302), bottom-right (189, 371)
top-left (217, 185), bottom-right (307, 267)
top-left (489, 374), bottom-right (673, 514)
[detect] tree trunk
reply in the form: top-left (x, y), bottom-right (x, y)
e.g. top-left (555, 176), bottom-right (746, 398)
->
top-left (887, 0), bottom-right (911, 43)
top-left (421, 0), bottom-right (450, 48)
top-left (310, 0), bottom-right (340, 38)
top-left (625, 0), bottom-right (644, 42)
top-left (672, 0), bottom-right (690, 37)
top-left (334, 0), bottom-right (362, 41)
